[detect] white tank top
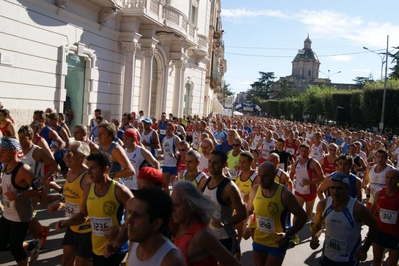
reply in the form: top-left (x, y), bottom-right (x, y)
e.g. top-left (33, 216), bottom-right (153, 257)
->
top-left (141, 130), bottom-right (154, 152)
top-left (260, 139), bottom-right (276, 158)
top-left (1, 166), bottom-right (33, 222)
top-left (162, 136), bottom-right (177, 167)
top-left (323, 197), bottom-right (361, 263)
top-left (124, 146), bottom-right (145, 190)
top-left (128, 238), bottom-right (178, 266)
top-left (202, 179), bottom-right (235, 239)
top-left (294, 159), bottom-right (311, 194)
top-left (250, 133), bottom-right (263, 150)
top-left (21, 145), bottom-right (43, 177)
top-left (369, 164), bottom-right (393, 196)
top-left (311, 142), bottom-right (325, 161)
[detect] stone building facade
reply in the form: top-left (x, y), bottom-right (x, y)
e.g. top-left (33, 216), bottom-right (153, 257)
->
top-left (0, 0), bottom-right (226, 128)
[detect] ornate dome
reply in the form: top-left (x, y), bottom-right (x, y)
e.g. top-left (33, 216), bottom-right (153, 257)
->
top-left (293, 35), bottom-right (319, 62)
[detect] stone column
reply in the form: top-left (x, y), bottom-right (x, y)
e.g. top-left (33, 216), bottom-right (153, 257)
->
top-left (121, 41), bottom-right (138, 112)
top-left (171, 60), bottom-right (185, 116)
top-left (140, 47), bottom-right (154, 116)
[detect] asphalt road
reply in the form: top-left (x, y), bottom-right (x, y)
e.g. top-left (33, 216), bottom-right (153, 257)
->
top-left (0, 180), bottom-right (378, 266)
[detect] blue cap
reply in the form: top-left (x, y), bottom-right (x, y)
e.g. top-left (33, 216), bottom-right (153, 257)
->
top-left (142, 118), bottom-right (153, 124)
top-left (330, 172), bottom-right (350, 187)
top-left (0, 137), bottom-right (21, 151)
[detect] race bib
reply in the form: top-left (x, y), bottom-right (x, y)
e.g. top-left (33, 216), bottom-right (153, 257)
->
top-left (286, 148), bottom-right (295, 155)
top-left (228, 169), bottom-right (238, 180)
top-left (326, 236), bottom-right (347, 256)
top-left (295, 178), bottom-right (309, 194)
top-left (257, 215), bottom-right (276, 234)
top-left (65, 201), bottom-right (79, 218)
top-left (3, 197), bottom-right (15, 212)
top-left (90, 217), bottom-right (113, 236)
top-left (380, 209), bottom-right (397, 224)
top-left (124, 175), bottom-right (137, 190)
top-left (160, 129), bottom-right (166, 135)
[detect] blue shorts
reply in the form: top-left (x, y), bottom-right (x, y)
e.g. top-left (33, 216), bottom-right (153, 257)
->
top-left (252, 241), bottom-right (289, 258)
top-left (162, 166), bottom-right (177, 175)
top-left (374, 231), bottom-right (399, 250)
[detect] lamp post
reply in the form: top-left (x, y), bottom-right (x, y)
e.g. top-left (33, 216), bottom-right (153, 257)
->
top-left (319, 69), bottom-right (341, 79)
top-left (363, 46), bottom-right (385, 80)
top-left (364, 36), bottom-right (390, 134)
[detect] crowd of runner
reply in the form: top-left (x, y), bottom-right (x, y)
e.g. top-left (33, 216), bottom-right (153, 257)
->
top-left (0, 105), bottom-right (398, 266)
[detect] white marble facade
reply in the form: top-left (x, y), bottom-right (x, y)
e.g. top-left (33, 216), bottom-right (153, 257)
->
top-left (0, 0), bottom-right (225, 127)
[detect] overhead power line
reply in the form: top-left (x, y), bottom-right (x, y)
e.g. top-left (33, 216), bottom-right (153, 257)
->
top-left (225, 50), bottom-right (385, 58)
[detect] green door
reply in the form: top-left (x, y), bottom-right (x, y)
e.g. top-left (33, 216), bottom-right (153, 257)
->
top-left (65, 54), bottom-right (86, 130)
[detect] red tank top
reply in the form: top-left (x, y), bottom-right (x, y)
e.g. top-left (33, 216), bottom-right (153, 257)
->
top-left (174, 223), bottom-right (217, 266)
top-left (322, 157), bottom-right (336, 175)
top-left (0, 121), bottom-right (11, 137)
top-left (375, 187), bottom-right (399, 236)
top-left (285, 139), bottom-right (298, 158)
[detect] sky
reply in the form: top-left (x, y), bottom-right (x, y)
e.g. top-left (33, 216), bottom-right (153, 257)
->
top-left (220, 1), bottom-right (399, 94)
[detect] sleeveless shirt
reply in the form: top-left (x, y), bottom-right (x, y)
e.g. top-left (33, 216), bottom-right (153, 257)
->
top-left (64, 169), bottom-right (91, 233)
top-left (128, 238), bottom-right (178, 266)
top-left (253, 184), bottom-right (288, 247)
top-left (322, 197), bottom-right (361, 262)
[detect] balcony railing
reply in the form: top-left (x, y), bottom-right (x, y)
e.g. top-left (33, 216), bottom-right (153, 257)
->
top-left (122, 1), bottom-right (197, 43)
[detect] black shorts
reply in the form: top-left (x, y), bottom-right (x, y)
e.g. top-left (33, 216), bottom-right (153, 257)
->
top-left (55, 157), bottom-right (69, 174)
top-left (374, 230), bottom-right (399, 250)
top-left (219, 235), bottom-right (239, 255)
top-left (62, 227), bottom-right (93, 258)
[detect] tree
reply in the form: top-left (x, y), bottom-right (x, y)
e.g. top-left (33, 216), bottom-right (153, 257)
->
top-left (353, 76), bottom-right (373, 89)
top-left (389, 46), bottom-right (399, 80)
top-left (270, 80), bottom-right (298, 99)
top-left (247, 71), bottom-right (276, 101)
top-left (222, 83), bottom-right (234, 97)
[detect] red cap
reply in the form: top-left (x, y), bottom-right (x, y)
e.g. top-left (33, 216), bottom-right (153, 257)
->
top-left (138, 167), bottom-right (164, 185)
top-left (123, 128), bottom-right (139, 144)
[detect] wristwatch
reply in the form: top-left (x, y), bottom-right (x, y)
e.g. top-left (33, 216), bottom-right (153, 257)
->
top-left (285, 233), bottom-right (294, 240)
top-left (109, 172), bottom-right (115, 179)
top-left (223, 220), bottom-right (229, 227)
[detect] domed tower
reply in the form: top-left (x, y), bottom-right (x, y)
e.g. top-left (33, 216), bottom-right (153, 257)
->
top-left (291, 35), bottom-right (320, 86)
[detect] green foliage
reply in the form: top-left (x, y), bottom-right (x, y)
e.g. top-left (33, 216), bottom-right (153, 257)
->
top-left (389, 46), bottom-right (399, 80)
top-left (247, 72), bottom-right (276, 100)
top-left (257, 80), bottom-right (399, 130)
top-left (222, 83), bottom-right (234, 97)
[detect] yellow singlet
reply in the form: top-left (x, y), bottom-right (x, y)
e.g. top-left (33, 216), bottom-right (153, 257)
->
top-left (253, 184), bottom-right (288, 247)
top-left (63, 169), bottom-right (91, 233)
top-left (86, 180), bottom-right (123, 255)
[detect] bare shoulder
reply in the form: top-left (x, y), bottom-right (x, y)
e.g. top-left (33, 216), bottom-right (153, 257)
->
top-left (161, 247), bottom-right (186, 266)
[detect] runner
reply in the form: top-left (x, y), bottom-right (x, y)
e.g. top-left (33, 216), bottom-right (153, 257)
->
top-left (310, 173), bottom-right (377, 266)
top-left (47, 141), bottom-right (92, 266)
top-left (172, 181), bottom-right (240, 266)
top-left (55, 151), bottom-right (133, 266)
top-left (247, 162), bottom-right (307, 266)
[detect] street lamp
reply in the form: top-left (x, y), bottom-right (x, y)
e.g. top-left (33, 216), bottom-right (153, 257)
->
top-left (364, 36), bottom-right (389, 134)
top-left (319, 69), bottom-right (341, 79)
top-left (363, 46), bottom-right (385, 80)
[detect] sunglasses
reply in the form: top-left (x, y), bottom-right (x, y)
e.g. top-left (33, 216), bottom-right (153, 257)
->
top-left (232, 144), bottom-right (240, 147)
top-left (65, 150), bottom-right (75, 157)
top-left (178, 149), bottom-right (187, 152)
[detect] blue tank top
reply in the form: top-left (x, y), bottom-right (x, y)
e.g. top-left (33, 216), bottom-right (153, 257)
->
top-left (159, 120), bottom-right (168, 141)
top-left (39, 126), bottom-right (52, 147)
top-left (100, 143), bottom-right (122, 174)
top-left (54, 126), bottom-right (67, 158)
